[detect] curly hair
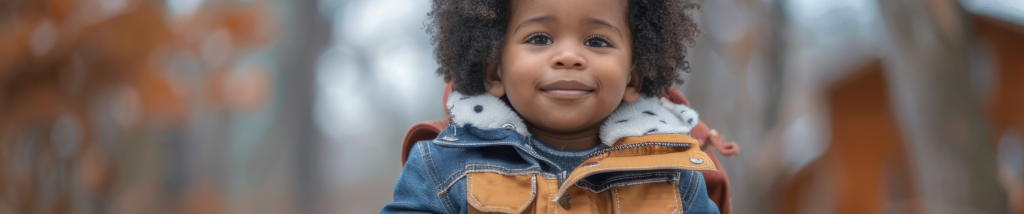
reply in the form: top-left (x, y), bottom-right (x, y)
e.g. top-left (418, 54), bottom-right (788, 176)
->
top-left (427, 0), bottom-right (701, 97)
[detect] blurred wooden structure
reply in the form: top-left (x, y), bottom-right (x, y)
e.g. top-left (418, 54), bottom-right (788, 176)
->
top-left (760, 0), bottom-right (1024, 212)
top-left (974, 14), bottom-right (1024, 214)
top-left (776, 61), bottom-right (921, 214)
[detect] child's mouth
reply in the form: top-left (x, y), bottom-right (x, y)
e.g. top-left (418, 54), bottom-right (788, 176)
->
top-left (540, 80), bottom-right (595, 100)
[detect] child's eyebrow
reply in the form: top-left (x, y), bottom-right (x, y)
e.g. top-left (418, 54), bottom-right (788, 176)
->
top-left (582, 17), bottom-right (623, 39)
top-left (512, 15), bottom-right (623, 40)
top-left (513, 15), bottom-right (554, 34)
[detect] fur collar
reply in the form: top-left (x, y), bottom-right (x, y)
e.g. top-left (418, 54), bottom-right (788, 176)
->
top-left (446, 92), bottom-right (699, 146)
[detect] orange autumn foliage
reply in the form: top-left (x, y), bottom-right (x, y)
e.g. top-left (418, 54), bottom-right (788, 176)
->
top-left (0, 0), bottom-right (276, 213)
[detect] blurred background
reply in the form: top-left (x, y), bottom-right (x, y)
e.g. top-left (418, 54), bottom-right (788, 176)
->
top-left (0, 0), bottom-right (1022, 213)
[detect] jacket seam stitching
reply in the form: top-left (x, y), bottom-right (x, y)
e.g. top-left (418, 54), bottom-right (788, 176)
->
top-left (437, 166), bottom-right (544, 195)
top-left (437, 164), bottom-right (540, 189)
top-left (684, 170), bottom-right (698, 212)
top-left (692, 170), bottom-right (701, 205)
top-left (613, 188), bottom-right (621, 214)
top-left (420, 142), bottom-right (455, 212)
top-left (673, 181), bottom-right (683, 214)
top-left (436, 168), bottom-right (467, 189)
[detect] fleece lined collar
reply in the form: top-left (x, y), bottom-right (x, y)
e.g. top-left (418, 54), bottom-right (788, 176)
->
top-left (446, 92), bottom-right (700, 146)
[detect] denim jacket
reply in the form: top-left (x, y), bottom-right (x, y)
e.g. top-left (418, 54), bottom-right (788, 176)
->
top-left (382, 92), bottom-right (721, 214)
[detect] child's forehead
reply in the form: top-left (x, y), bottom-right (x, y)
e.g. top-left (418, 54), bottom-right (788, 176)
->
top-left (508, 0), bottom-right (629, 24)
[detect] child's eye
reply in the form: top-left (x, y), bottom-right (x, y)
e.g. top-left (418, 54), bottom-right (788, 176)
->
top-left (525, 33), bottom-right (553, 45)
top-left (584, 35), bottom-right (612, 48)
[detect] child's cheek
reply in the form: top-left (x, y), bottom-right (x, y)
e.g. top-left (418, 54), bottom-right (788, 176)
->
top-left (500, 47), bottom-right (548, 93)
top-left (590, 55), bottom-right (632, 94)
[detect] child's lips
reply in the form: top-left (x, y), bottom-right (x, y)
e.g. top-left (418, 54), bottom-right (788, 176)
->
top-left (540, 80), bottom-right (595, 100)
top-left (541, 89), bottom-right (593, 99)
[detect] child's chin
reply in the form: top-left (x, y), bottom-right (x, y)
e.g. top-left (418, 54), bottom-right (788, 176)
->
top-left (529, 116), bottom-right (597, 132)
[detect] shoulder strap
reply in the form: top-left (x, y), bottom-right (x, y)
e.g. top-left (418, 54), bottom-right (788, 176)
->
top-left (400, 119), bottom-right (448, 166)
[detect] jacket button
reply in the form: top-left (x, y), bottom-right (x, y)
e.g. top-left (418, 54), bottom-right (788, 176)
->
top-left (502, 124), bottom-right (515, 130)
top-left (689, 157), bottom-right (704, 164)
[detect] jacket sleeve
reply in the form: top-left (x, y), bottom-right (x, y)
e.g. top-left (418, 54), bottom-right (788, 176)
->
top-left (682, 170), bottom-right (721, 214)
top-left (381, 142), bottom-right (451, 214)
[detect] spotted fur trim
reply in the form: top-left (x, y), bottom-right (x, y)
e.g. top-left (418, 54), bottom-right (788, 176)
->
top-left (599, 97), bottom-right (699, 145)
top-left (446, 92), bottom-right (531, 137)
top-left (446, 92), bottom-right (699, 146)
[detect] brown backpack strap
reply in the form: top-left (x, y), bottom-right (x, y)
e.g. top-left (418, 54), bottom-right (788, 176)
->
top-left (400, 118), bottom-right (449, 166)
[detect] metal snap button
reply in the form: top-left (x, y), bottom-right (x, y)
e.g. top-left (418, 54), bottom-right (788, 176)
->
top-left (584, 161), bottom-right (600, 167)
top-left (689, 157), bottom-right (704, 164)
top-left (502, 124), bottom-right (515, 130)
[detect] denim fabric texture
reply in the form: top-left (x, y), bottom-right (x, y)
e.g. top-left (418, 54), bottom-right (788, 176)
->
top-left (381, 122), bottom-right (721, 214)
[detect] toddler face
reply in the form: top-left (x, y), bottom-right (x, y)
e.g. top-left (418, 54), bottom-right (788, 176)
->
top-left (488, 0), bottom-right (637, 137)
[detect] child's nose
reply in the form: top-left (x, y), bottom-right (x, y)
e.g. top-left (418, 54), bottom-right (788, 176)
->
top-left (551, 49), bottom-right (587, 70)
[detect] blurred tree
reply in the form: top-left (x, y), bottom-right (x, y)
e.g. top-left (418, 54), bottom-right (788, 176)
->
top-left (0, 0), bottom-right (275, 213)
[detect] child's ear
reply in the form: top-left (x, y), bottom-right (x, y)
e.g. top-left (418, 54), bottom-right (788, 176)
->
top-left (623, 68), bottom-right (642, 102)
top-left (484, 65), bottom-right (505, 97)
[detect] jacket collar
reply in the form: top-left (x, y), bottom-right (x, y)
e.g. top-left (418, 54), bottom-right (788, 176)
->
top-left (444, 91), bottom-right (701, 146)
top-left (439, 92), bottom-right (717, 205)
top-left (553, 133), bottom-right (717, 203)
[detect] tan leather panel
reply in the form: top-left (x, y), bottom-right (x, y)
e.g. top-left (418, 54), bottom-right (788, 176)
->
top-left (535, 177), bottom-right (557, 214)
top-left (556, 148), bottom-right (715, 200)
top-left (470, 175), bottom-right (681, 214)
top-left (612, 182), bottom-right (682, 214)
top-left (467, 173), bottom-right (536, 213)
top-left (563, 187), bottom-right (614, 213)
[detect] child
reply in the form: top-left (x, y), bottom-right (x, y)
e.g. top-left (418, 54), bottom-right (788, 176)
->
top-left (383, 0), bottom-right (719, 213)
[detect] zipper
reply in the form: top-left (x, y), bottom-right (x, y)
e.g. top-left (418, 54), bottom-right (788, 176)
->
top-left (582, 142), bottom-right (691, 160)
